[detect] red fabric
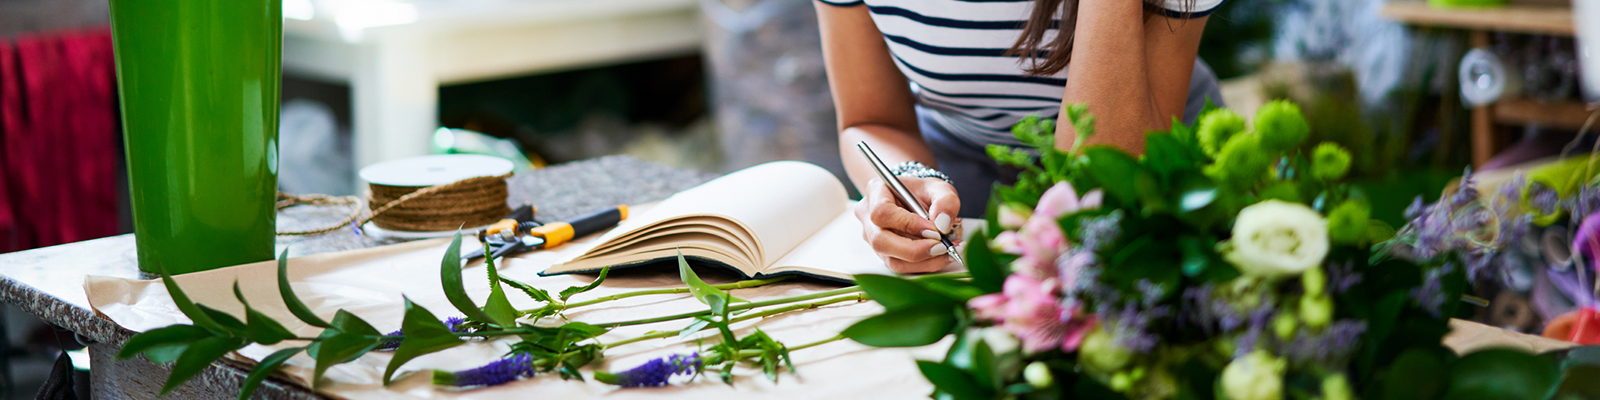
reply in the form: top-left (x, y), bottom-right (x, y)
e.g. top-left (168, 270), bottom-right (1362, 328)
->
top-left (0, 28), bottom-right (120, 252)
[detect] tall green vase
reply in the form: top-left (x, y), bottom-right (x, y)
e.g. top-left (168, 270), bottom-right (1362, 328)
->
top-left (109, 0), bottom-right (282, 274)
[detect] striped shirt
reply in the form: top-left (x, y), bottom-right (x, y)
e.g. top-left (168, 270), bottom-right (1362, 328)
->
top-left (817, 0), bottom-right (1225, 145)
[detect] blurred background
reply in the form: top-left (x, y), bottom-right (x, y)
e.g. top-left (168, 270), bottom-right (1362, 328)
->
top-left (0, 0), bottom-right (1593, 397)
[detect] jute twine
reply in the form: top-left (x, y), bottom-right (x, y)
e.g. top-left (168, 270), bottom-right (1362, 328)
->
top-left (276, 173), bottom-right (513, 236)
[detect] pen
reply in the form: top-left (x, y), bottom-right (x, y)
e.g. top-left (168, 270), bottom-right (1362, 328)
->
top-left (856, 141), bottom-right (966, 267)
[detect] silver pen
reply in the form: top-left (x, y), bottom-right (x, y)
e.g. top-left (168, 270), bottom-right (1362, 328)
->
top-left (856, 141), bottom-right (966, 267)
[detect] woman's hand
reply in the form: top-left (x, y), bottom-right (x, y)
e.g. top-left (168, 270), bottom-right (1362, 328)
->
top-left (854, 176), bottom-right (962, 273)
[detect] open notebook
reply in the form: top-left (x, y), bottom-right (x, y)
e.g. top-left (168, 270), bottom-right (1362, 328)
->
top-left (539, 161), bottom-right (889, 283)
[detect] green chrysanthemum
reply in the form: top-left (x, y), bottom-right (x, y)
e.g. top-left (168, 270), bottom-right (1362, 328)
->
top-left (1196, 109), bottom-right (1248, 157)
top-left (1311, 142), bottom-right (1352, 180)
top-left (1254, 100), bottom-right (1310, 152)
top-left (1326, 200), bottom-right (1370, 244)
top-left (1205, 133), bottom-right (1271, 188)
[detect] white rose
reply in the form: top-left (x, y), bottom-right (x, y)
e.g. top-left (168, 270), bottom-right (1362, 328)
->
top-left (978, 327), bottom-right (1020, 355)
top-left (1224, 200), bottom-right (1329, 279)
top-left (1220, 350), bottom-right (1285, 400)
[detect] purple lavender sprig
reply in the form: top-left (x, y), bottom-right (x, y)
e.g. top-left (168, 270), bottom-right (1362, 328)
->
top-left (377, 317), bottom-right (470, 351)
top-left (1279, 320), bottom-right (1367, 365)
top-left (594, 353), bottom-right (703, 388)
top-left (432, 352), bottom-right (537, 388)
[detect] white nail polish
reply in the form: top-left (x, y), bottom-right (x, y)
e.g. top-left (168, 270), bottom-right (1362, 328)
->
top-left (934, 213), bottom-right (952, 234)
top-left (922, 230), bottom-right (941, 240)
top-left (930, 244), bottom-right (949, 257)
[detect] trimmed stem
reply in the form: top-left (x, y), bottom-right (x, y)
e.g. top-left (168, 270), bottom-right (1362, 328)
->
top-left (596, 271), bottom-right (968, 327)
top-left (559, 276), bottom-right (794, 310)
top-left (601, 293), bottom-right (868, 348)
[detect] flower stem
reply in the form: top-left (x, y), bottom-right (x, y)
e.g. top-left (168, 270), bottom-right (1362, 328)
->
top-left (560, 276), bottom-right (794, 310)
top-left (594, 272), bottom-right (968, 327)
top-left (601, 293), bottom-right (867, 348)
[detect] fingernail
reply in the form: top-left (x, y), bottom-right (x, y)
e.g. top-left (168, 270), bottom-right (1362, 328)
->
top-left (935, 213), bottom-right (952, 234)
top-left (922, 230), bottom-right (941, 240)
top-left (930, 244), bottom-right (949, 257)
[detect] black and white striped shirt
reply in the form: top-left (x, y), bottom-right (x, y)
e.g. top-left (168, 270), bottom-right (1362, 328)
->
top-left (817, 0), bottom-right (1225, 144)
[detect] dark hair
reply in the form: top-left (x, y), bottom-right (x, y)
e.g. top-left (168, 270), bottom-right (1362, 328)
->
top-left (1008, 0), bottom-right (1190, 76)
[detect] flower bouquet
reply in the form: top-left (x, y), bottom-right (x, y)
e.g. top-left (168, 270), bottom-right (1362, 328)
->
top-left (837, 102), bottom-right (1567, 400)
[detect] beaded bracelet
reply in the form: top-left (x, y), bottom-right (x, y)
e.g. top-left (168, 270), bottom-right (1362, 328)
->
top-left (890, 161), bottom-right (953, 186)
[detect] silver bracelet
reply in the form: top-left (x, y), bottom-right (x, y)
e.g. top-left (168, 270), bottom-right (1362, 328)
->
top-left (890, 161), bottom-right (952, 185)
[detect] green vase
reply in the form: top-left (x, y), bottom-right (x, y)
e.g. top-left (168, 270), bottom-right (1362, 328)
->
top-left (109, 0), bottom-right (282, 274)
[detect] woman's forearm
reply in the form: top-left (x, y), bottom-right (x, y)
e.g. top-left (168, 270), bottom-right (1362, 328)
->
top-left (1058, 1), bottom-right (1157, 153)
top-left (840, 124), bottom-right (938, 195)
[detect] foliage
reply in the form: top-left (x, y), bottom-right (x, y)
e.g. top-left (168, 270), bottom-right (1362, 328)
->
top-left (842, 103), bottom-right (1560, 399)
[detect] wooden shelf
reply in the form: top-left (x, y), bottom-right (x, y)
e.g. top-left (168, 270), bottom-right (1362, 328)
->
top-left (1380, 2), bottom-right (1574, 36)
top-left (1493, 98), bottom-right (1596, 130)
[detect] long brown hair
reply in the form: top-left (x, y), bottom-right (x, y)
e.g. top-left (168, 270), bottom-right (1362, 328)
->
top-left (1008, 0), bottom-right (1190, 76)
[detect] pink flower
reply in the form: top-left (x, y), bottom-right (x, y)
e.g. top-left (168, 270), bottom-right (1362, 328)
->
top-left (999, 203), bottom-right (1033, 230)
top-left (1034, 182), bottom-right (1105, 220)
top-left (1014, 215), bottom-right (1069, 278)
top-left (1577, 213), bottom-right (1600, 275)
top-left (967, 275), bottom-right (1097, 353)
top-left (993, 231), bottom-right (1025, 255)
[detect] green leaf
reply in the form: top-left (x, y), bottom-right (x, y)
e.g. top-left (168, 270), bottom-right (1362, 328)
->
top-left (842, 304), bottom-right (957, 347)
top-left (969, 340), bottom-right (997, 391)
top-left (1084, 146), bottom-right (1140, 202)
top-left (439, 231), bottom-right (497, 324)
top-left (157, 265), bottom-right (224, 334)
top-left (197, 304), bottom-right (247, 336)
top-left (678, 250), bottom-right (744, 304)
top-left (481, 254), bottom-right (519, 327)
top-left (383, 297), bottom-right (467, 385)
top-left (238, 346), bottom-right (304, 400)
top-left (1144, 132), bottom-right (1196, 178)
top-left (916, 360), bottom-right (994, 400)
top-left (118, 324), bottom-right (213, 360)
top-left (163, 335), bottom-right (247, 395)
top-left (854, 274), bottom-right (956, 310)
top-left (307, 310), bottom-right (385, 386)
top-left (501, 275), bottom-right (554, 303)
top-left (964, 234), bottom-right (1004, 294)
top-left (234, 281), bottom-right (296, 345)
top-left (1180, 186), bottom-right (1218, 212)
top-left (277, 248), bottom-right (331, 328)
top-left (558, 266), bottom-right (611, 302)
top-left (918, 277), bottom-right (985, 302)
top-left (1445, 349), bottom-right (1560, 400)
top-left (1378, 347), bottom-right (1449, 400)
top-left (144, 344), bottom-right (189, 364)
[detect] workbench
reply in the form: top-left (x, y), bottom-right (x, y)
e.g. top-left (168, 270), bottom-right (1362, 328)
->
top-left (0, 156), bottom-right (713, 398)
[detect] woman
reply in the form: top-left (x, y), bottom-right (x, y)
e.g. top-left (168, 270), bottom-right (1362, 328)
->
top-left (818, 0), bottom-right (1225, 273)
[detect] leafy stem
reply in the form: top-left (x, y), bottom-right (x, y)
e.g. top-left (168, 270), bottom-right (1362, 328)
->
top-left (595, 272), bottom-right (969, 327)
top-left (601, 293), bottom-right (868, 349)
top-left (550, 275), bottom-right (795, 312)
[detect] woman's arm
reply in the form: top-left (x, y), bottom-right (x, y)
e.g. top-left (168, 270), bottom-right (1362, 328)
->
top-left (1059, 3), bottom-right (1209, 153)
top-left (817, 3), bottom-right (961, 273)
top-left (816, 3), bottom-right (929, 194)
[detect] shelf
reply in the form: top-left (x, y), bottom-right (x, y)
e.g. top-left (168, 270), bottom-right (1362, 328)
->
top-left (1493, 98), bottom-right (1596, 130)
top-left (1380, 2), bottom-right (1574, 36)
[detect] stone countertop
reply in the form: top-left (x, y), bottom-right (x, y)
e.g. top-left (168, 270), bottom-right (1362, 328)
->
top-left (0, 156), bottom-right (714, 396)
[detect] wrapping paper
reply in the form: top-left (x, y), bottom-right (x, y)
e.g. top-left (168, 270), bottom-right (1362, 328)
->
top-left (86, 233), bottom-right (940, 399)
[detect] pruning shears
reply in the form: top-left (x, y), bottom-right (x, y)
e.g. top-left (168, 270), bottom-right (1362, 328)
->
top-left (464, 204), bottom-right (629, 261)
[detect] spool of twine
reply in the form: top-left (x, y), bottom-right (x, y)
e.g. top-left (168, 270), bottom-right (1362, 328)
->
top-left (366, 174), bottom-right (511, 231)
top-left (278, 155), bottom-right (516, 236)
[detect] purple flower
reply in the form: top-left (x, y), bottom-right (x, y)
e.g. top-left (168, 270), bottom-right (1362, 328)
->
top-left (1097, 302), bottom-right (1168, 354)
top-left (1531, 184), bottom-right (1560, 215)
top-left (1411, 264), bottom-right (1454, 318)
top-left (595, 353), bottom-right (702, 388)
top-left (1076, 210), bottom-right (1123, 253)
top-left (1575, 213), bottom-right (1600, 275)
top-left (1232, 307), bottom-right (1275, 358)
top-left (433, 352), bottom-right (537, 388)
top-left (378, 317), bottom-right (471, 351)
top-left (1279, 320), bottom-right (1367, 365)
top-left (1326, 261), bottom-right (1362, 294)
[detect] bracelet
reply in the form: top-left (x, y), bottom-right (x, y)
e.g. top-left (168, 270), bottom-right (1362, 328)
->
top-left (890, 161), bottom-right (952, 186)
